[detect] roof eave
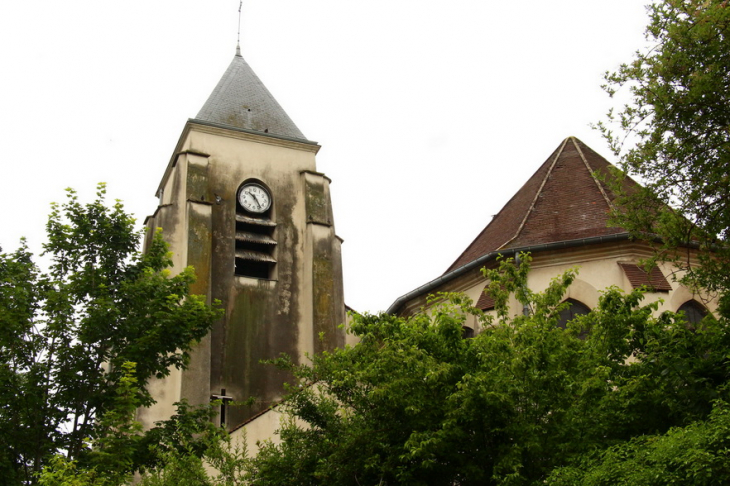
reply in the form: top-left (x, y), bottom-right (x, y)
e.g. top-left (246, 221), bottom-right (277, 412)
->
top-left (190, 118), bottom-right (318, 147)
top-left (386, 233), bottom-right (634, 315)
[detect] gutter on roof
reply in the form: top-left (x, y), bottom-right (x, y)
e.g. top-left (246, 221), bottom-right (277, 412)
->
top-left (386, 233), bottom-right (633, 315)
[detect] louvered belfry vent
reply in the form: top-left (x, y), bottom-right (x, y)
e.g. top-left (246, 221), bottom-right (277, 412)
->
top-left (234, 183), bottom-right (276, 279)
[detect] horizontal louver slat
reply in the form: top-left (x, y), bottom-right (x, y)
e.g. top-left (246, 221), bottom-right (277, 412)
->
top-left (235, 232), bottom-right (277, 245)
top-left (236, 214), bottom-right (277, 227)
top-left (235, 249), bottom-right (276, 263)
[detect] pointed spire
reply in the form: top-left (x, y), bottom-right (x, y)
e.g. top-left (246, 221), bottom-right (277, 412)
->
top-left (444, 137), bottom-right (636, 274)
top-left (196, 1), bottom-right (307, 139)
top-left (195, 52), bottom-right (306, 140)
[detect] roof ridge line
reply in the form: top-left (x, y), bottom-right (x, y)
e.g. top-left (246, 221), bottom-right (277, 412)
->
top-left (571, 137), bottom-right (614, 210)
top-left (497, 137), bottom-right (569, 250)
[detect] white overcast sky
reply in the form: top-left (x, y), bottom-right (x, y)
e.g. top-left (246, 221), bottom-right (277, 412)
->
top-left (0, 1), bottom-right (650, 312)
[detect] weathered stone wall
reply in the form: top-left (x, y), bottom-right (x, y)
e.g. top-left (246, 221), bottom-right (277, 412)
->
top-left (140, 122), bottom-right (346, 430)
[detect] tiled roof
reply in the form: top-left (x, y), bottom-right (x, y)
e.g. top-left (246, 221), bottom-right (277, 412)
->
top-left (195, 48), bottom-right (306, 140)
top-left (476, 291), bottom-right (495, 311)
top-left (618, 263), bottom-right (673, 292)
top-left (446, 137), bottom-right (636, 273)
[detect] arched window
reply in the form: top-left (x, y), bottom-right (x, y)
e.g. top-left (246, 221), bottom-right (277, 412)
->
top-left (462, 326), bottom-right (475, 339)
top-left (678, 300), bottom-right (708, 328)
top-left (557, 299), bottom-right (591, 329)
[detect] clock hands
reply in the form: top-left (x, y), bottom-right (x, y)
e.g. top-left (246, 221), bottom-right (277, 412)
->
top-left (249, 191), bottom-right (262, 209)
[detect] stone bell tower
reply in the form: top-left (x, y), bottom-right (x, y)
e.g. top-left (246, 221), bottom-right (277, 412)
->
top-left (139, 46), bottom-right (346, 430)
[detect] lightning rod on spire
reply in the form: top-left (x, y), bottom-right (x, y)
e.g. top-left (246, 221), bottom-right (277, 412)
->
top-left (236, 1), bottom-right (243, 56)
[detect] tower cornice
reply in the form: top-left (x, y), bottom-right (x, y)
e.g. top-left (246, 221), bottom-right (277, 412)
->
top-left (187, 119), bottom-right (320, 152)
top-left (155, 119), bottom-right (321, 198)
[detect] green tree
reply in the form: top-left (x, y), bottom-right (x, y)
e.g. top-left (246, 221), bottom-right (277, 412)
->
top-left (37, 362), bottom-right (141, 486)
top-left (36, 363), bottom-right (236, 486)
top-left (0, 185), bottom-right (220, 484)
top-left (244, 255), bottom-right (730, 485)
top-left (598, 0), bottom-right (730, 299)
top-left (547, 399), bottom-right (730, 486)
top-left (136, 427), bottom-right (250, 486)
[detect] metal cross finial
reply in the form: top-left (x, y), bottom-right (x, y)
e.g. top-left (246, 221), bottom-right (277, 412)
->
top-left (211, 388), bottom-right (234, 428)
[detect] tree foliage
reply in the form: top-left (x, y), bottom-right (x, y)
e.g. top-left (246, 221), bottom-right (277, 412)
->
top-left (136, 428), bottom-right (250, 486)
top-left (37, 362), bottom-right (141, 486)
top-left (547, 398), bottom-right (730, 486)
top-left (36, 363), bottom-right (238, 486)
top-left (244, 255), bottom-right (730, 485)
top-left (598, 0), bottom-right (730, 297)
top-left (0, 185), bottom-right (221, 484)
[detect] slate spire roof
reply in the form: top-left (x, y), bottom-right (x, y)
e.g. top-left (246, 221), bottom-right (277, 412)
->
top-left (445, 137), bottom-right (635, 273)
top-left (195, 47), bottom-right (306, 140)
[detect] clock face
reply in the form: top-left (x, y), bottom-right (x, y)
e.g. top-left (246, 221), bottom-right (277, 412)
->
top-left (238, 183), bottom-right (272, 213)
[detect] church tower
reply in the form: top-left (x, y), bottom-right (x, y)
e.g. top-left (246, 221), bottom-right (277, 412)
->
top-left (139, 46), bottom-right (346, 430)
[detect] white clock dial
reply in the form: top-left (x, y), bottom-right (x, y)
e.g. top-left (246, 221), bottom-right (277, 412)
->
top-left (238, 183), bottom-right (271, 213)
